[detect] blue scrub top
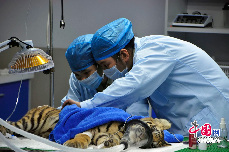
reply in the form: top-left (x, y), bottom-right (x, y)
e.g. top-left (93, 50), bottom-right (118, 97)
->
top-left (58, 73), bottom-right (97, 109)
top-left (59, 73), bottom-right (149, 116)
top-left (81, 35), bottom-right (229, 136)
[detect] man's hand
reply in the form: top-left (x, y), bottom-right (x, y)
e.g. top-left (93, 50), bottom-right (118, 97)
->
top-left (62, 99), bottom-right (81, 109)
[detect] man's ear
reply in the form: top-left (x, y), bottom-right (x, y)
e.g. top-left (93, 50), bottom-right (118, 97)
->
top-left (120, 49), bottom-right (129, 62)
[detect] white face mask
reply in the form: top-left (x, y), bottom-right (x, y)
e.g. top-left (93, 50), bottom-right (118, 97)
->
top-left (103, 65), bottom-right (128, 80)
top-left (79, 71), bottom-right (103, 89)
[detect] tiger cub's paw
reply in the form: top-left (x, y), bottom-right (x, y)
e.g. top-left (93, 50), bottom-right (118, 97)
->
top-left (63, 133), bottom-right (91, 149)
top-left (103, 137), bottom-right (120, 148)
top-left (96, 134), bottom-right (120, 148)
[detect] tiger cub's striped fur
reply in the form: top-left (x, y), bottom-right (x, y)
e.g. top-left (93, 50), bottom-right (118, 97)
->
top-left (0, 105), bottom-right (60, 138)
top-left (0, 105), bottom-right (171, 149)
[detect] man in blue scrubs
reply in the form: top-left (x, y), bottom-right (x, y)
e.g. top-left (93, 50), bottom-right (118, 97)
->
top-left (64, 18), bottom-right (229, 136)
top-left (59, 34), bottom-right (108, 109)
top-left (61, 34), bottom-right (149, 116)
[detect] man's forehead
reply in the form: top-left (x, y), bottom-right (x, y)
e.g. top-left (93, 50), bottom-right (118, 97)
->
top-left (97, 60), bottom-right (106, 65)
top-left (74, 67), bottom-right (92, 74)
top-left (97, 58), bottom-right (113, 64)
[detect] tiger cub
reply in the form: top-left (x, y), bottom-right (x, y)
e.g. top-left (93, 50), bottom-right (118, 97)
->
top-left (0, 105), bottom-right (171, 149)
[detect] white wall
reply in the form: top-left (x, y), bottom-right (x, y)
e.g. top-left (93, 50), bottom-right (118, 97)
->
top-left (0, 0), bottom-right (165, 48)
top-left (0, 0), bottom-right (166, 108)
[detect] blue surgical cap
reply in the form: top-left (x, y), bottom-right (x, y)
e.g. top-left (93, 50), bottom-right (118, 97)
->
top-left (92, 18), bottom-right (134, 61)
top-left (65, 34), bottom-right (95, 72)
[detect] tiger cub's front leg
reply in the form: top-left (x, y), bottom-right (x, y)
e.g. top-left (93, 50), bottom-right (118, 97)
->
top-left (63, 121), bottom-right (124, 149)
top-left (63, 131), bottom-right (120, 149)
top-left (93, 121), bottom-right (124, 148)
top-left (63, 132), bottom-right (92, 149)
top-left (93, 132), bottom-right (122, 148)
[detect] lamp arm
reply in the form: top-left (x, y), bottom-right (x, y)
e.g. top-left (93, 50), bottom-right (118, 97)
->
top-left (0, 40), bottom-right (11, 53)
top-left (0, 39), bottom-right (11, 47)
top-left (0, 38), bottom-right (33, 53)
top-left (9, 37), bottom-right (33, 49)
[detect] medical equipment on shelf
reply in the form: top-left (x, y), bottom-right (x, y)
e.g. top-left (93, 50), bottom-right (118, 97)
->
top-left (0, 37), bottom-right (54, 74)
top-left (172, 14), bottom-right (213, 28)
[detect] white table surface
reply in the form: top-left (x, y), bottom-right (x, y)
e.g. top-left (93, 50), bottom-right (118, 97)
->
top-left (0, 137), bottom-right (188, 152)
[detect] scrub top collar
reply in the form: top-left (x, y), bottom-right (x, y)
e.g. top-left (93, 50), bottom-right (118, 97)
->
top-left (133, 37), bottom-right (140, 64)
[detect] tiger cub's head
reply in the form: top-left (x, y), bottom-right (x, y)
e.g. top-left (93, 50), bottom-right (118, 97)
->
top-left (121, 117), bottom-right (171, 149)
top-left (140, 117), bottom-right (171, 148)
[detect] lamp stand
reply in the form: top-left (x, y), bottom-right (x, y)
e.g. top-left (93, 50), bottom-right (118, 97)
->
top-left (49, 0), bottom-right (54, 107)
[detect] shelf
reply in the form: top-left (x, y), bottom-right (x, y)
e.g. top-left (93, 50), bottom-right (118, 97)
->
top-left (0, 73), bottom-right (34, 84)
top-left (167, 27), bottom-right (229, 34)
top-left (165, 0), bottom-right (229, 63)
